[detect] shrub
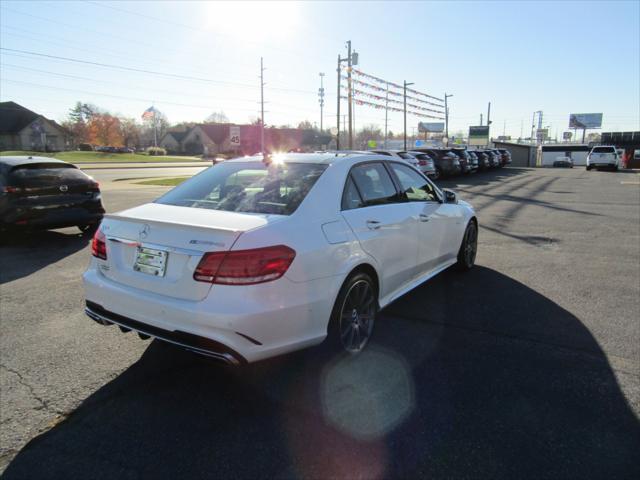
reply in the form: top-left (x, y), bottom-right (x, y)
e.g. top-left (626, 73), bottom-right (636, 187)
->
top-left (78, 143), bottom-right (94, 151)
top-left (146, 146), bottom-right (167, 156)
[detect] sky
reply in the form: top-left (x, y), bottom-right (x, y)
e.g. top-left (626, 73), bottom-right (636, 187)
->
top-left (1, 0), bottom-right (639, 139)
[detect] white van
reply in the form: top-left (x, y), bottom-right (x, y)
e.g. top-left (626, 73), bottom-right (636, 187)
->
top-left (586, 146), bottom-right (619, 171)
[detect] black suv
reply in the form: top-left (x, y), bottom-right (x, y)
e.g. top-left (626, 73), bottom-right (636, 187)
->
top-left (416, 148), bottom-right (462, 177)
top-left (450, 148), bottom-right (478, 174)
top-left (472, 150), bottom-right (491, 170)
top-left (0, 156), bottom-right (104, 234)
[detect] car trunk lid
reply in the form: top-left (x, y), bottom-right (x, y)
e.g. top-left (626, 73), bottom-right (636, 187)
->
top-left (99, 203), bottom-right (283, 301)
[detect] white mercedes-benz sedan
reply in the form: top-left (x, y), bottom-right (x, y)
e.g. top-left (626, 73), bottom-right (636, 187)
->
top-left (83, 152), bottom-right (477, 364)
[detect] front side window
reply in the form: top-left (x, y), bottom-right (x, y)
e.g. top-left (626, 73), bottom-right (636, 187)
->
top-left (156, 161), bottom-right (327, 215)
top-left (389, 163), bottom-right (439, 202)
top-left (350, 163), bottom-right (398, 206)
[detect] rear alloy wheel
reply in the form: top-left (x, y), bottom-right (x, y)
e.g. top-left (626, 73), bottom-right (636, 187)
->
top-left (456, 221), bottom-right (478, 271)
top-left (328, 273), bottom-right (377, 354)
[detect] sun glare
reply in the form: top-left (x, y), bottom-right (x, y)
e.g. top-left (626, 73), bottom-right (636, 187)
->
top-left (204, 1), bottom-right (301, 41)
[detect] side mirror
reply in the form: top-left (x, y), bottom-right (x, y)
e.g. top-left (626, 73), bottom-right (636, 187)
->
top-left (443, 188), bottom-right (457, 204)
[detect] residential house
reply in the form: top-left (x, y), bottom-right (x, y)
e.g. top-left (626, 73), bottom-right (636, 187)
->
top-left (159, 130), bottom-right (189, 154)
top-left (0, 101), bottom-right (74, 151)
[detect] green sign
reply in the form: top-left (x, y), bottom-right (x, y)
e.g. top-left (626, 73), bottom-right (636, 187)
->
top-left (367, 140), bottom-right (377, 148)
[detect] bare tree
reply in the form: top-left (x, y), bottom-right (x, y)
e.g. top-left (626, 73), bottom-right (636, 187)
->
top-left (206, 111), bottom-right (229, 123)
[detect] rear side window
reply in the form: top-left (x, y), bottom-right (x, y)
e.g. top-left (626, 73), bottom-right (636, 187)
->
top-left (341, 176), bottom-right (363, 210)
top-left (397, 152), bottom-right (413, 160)
top-left (591, 147), bottom-right (616, 153)
top-left (8, 163), bottom-right (87, 187)
top-left (156, 161), bottom-right (327, 215)
top-left (350, 163), bottom-right (398, 206)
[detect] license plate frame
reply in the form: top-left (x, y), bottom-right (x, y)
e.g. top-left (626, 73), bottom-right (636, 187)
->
top-left (133, 246), bottom-right (168, 277)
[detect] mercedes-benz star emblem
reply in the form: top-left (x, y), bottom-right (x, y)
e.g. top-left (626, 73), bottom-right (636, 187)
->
top-left (139, 224), bottom-right (150, 239)
top-left (59, 185), bottom-right (68, 192)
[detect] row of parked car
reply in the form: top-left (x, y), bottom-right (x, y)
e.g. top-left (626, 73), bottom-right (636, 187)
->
top-left (369, 147), bottom-right (512, 180)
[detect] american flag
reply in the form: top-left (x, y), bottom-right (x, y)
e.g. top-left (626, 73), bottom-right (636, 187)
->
top-left (141, 106), bottom-right (156, 120)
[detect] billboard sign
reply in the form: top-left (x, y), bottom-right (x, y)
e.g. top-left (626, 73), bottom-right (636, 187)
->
top-left (569, 113), bottom-right (603, 129)
top-left (418, 122), bottom-right (445, 133)
top-left (468, 126), bottom-right (489, 146)
top-left (229, 126), bottom-right (241, 148)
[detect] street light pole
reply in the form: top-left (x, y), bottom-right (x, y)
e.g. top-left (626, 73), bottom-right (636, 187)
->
top-left (260, 57), bottom-right (265, 154)
top-left (336, 56), bottom-right (341, 150)
top-left (444, 93), bottom-right (453, 142)
top-left (347, 40), bottom-right (353, 149)
top-left (403, 80), bottom-right (414, 151)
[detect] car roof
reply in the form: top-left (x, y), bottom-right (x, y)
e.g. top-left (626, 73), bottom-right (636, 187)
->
top-left (226, 152), bottom-right (390, 165)
top-left (0, 156), bottom-right (75, 168)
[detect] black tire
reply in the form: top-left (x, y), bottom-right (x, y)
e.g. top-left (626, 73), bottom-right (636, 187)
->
top-left (456, 221), bottom-right (478, 271)
top-left (78, 223), bottom-right (99, 236)
top-left (326, 272), bottom-right (378, 355)
top-left (433, 167), bottom-right (442, 180)
top-left (586, 165), bottom-right (592, 171)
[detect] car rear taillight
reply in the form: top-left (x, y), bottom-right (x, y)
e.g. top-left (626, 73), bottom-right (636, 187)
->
top-left (91, 229), bottom-right (107, 260)
top-left (2, 186), bottom-right (22, 194)
top-left (418, 159), bottom-right (427, 166)
top-left (194, 245), bottom-right (296, 285)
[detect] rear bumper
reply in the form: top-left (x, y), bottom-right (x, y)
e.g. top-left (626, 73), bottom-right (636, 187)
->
top-left (83, 266), bottom-right (335, 363)
top-left (85, 301), bottom-right (245, 364)
top-left (1, 205), bottom-right (104, 231)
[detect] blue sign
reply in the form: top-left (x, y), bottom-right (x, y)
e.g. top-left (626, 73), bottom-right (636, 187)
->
top-left (414, 139), bottom-right (424, 147)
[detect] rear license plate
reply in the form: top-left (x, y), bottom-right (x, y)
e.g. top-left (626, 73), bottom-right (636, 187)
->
top-left (134, 246), bottom-right (168, 277)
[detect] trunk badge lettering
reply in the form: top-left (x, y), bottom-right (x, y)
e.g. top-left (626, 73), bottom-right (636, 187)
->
top-left (189, 240), bottom-right (225, 247)
top-left (59, 185), bottom-right (68, 192)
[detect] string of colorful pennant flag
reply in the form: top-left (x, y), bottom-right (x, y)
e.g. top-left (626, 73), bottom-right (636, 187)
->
top-left (340, 96), bottom-right (443, 120)
top-left (341, 80), bottom-right (445, 115)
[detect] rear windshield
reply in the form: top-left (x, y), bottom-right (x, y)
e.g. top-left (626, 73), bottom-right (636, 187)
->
top-left (592, 147), bottom-right (615, 153)
top-left (9, 163), bottom-right (87, 187)
top-left (156, 161), bottom-right (327, 215)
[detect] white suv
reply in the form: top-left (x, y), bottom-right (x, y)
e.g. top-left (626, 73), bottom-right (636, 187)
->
top-left (586, 146), bottom-right (619, 171)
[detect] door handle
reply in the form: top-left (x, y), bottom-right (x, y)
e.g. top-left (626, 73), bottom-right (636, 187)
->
top-left (419, 214), bottom-right (431, 222)
top-left (366, 220), bottom-right (381, 230)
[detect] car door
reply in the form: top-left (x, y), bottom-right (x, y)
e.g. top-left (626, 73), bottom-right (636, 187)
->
top-left (340, 162), bottom-right (419, 299)
top-left (386, 162), bottom-right (450, 274)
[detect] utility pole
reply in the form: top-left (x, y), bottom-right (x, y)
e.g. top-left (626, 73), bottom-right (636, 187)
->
top-left (480, 113), bottom-right (483, 126)
top-left (403, 80), bottom-right (414, 150)
top-left (503, 119), bottom-right (506, 137)
top-left (531, 111), bottom-right (536, 144)
top-left (444, 93), bottom-right (453, 141)
top-left (384, 82), bottom-right (389, 149)
top-left (487, 102), bottom-right (492, 142)
top-left (347, 40), bottom-right (353, 149)
top-left (336, 55), bottom-right (341, 150)
top-left (318, 72), bottom-right (325, 132)
top-left (260, 57), bottom-right (265, 154)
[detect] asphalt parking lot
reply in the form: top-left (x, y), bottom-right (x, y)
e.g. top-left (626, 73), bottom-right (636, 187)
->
top-left (1, 167), bottom-right (639, 478)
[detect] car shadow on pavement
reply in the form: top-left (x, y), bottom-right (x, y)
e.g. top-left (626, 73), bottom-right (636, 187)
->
top-left (3, 267), bottom-right (639, 479)
top-left (436, 166), bottom-right (530, 189)
top-left (0, 230), bottom-right (90, 284)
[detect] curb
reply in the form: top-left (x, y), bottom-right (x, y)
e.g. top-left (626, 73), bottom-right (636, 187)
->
top-left (78, 163), bottom-right (210, 170)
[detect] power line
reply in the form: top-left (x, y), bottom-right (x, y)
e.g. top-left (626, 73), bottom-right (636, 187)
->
top-left (0, 48), bottom-right (319, 95)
